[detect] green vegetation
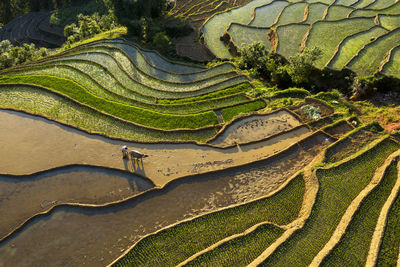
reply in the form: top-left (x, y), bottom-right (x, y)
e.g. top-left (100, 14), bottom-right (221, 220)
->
top-left (249, 1), bottom-right (289, 27)
top-left (276, 24), bottom-right (309, 57)
top-left (322, 160), bottom-right (398, 266)
top-left (276, 3), bottom-right (307, 26)
top-left (157, 83), bottom-right (252, 104)
top-left (323, 124), bottom-right (382, 163)
top-left (186, 224), bottom-right (284, 266)
top-left (0, 85), bottom-right (218, 142)
top-left (261, 138), bottom-right (400, 266)
top-left (328, 26), bottom-right (388, 70)
top-left (377, 171), bottom-right (400, 266)
top-left (348, 29), bottom-right (400, 76)
top-left (113, 174), bottom-right (305, 267)
top-left (0, 75), bottom-right (219, 129)
top-left (0, 40), bottom-right (49, 70)
top-left (221, 100), bottom-right (266, 122)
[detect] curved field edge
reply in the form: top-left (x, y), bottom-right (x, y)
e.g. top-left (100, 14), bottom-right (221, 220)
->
top-left (0, 75), bottom-right (220, 130)
top-left (0, 86), bottom-right (220, 143)
top-left (2, 63), bottom-right (252, 115)
top-left (317, 156), bottom-right (399, 266)
top-left (110, 174), bottom-right (305, 267)
top-left (322, 122), bottom-right (383, 163)
top-left (259, 137), bottom-right (400, 266)
top-left (374, 161), bottom-right (400, 266)
top-left (183, 224), bottom-right (284, 266)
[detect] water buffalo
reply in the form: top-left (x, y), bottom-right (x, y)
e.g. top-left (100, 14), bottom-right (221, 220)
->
top-left (129, 150), bottom-right (148, 160)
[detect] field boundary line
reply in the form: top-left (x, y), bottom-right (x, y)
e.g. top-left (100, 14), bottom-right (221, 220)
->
top-left (366, 160), bottom-right (400, 266)
top-left (176, 222), bottom-right (285, 266)
top-left (107, 161), bottom-right (309, 267)
top-left (378, 44), bottom-right (400, 72)
top-left (345, 26), bottom-right (400, 70)
top-left (16, 53), bottom-right (248, 95)
top-left (56, 45), bottom-right (237, 86)
top-left (206, 107), bottom-right (304, 143)
top-left (0, 131), bottom-right (332, 250)
top-left (310, 150), bottom-right (400, 265)
top-left (106, 131), bottom-right (334, 266)
top-left (0, 83), bottom-right (221, 132)
top-left (248, 147), bottom-right (325, 266)
top-left (325, 25), bottom-right (380, 69)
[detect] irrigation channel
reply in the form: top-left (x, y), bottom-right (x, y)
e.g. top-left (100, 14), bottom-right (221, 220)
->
top-left (0, 109), bottom-right (335, 266)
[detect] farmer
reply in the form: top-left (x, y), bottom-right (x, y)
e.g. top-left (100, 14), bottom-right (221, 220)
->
top-left (122, 145), bottom-right (128, 159)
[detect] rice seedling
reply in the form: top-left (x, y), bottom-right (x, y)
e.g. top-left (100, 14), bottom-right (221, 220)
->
top-left (306, 18), bottom-right (376, 68)
top-left (325, 6), bottom-right (354, 21)
top-left (381, 46), bottom-right (400, 77)
top-left (113, 174), bottom-right (305, 267)
top-left (276, 24), bottom-right (309, 57)
top-left (378, 14), bottom-right (400, 30)
top-left (221, 100), bottom-right (267, 122)
top-left (261, 138), bottom-right (400, 266)
top-left (321, 160), bottom-right (398, 266)
top-left (347, 28), bottom-right (400, 76)
top-left (304, 3), bottom-right (328, 24)
top-left (328, 26), bottom-right (388, 70)
top-left (249, 1), bottom-right (289, 27)
top-left (376, 167), bottom-right (400, 266)
top-left (185, 224), bottom-right (284, 266)
top-left (0, 75), bottom-right (220, 130)
top-left (275, 3), bottom-right (307, 26)
top-left (0, 85), bottom-right (218, 142)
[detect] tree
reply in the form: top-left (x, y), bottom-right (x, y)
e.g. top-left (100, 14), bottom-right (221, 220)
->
top-left (152, 31), bottom-right (171, 54)
top-left (284, 47), bottom-right (322, 85)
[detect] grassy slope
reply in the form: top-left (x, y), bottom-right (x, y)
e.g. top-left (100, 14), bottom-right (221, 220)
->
top-left (113, 175), bottom-right (305, 267)
top-left (321, 161), bottom-right (398, 266)
top-left (0, 75), bottom-right (219, 130)
top-left (261, 138), bottom-right (400, 266)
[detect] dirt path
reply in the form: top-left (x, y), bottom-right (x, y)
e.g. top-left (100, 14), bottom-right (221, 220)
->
top-left (0, 133), bottom-right (332, 267)
top-left (0, 110), bottom-right (311, 187)
top-left (0, 166), bottom-right (153, 241)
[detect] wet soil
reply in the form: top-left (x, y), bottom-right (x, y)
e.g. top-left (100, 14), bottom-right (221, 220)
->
top-left (0, 166), bottom-right (153, 241)
top-left (209, 110), bottom-right (302, 147)
top-left (325, 129), bottom-right (381, 163)
top-left (0, 110), bottom-right (311, 187)
top-left (0, 133), bottom-right (332, 267)
top-left (323, 120), bottom-right (354, 139)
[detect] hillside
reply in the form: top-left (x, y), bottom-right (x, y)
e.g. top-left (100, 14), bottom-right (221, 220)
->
top-left (1, 0), bottom-right (400, 266)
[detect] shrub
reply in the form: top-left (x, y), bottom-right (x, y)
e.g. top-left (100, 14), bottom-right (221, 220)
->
top-left (152, 32), bottom-right (172, 54)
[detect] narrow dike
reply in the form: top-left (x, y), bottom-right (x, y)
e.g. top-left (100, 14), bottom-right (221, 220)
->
top-left (259, 138), bottom-right (400, 266)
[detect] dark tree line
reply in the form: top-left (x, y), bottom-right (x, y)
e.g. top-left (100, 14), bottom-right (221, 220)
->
top-left (0, 0), bottom-right (84, 24)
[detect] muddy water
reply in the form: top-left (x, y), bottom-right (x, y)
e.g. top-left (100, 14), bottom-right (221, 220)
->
top-left (0, 166), bottom-right (154, 241)
top-left (0, 110), bottom-right (311, 187)
top-left (0, 133), bottom-right (332, 267)
top-left (209, 111), bottom-right (302, 147)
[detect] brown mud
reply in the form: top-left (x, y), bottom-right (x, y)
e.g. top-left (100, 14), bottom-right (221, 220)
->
top-left (0, 166), bottom-right (153, 241)
top-left (0, 110), bottom-right (311, 187)
top-left (325, 128), bottom-right (381, 163)
top-left (0, 133), bottom-right (332, 267)
top-left (209, 110), bottom-right (302, 147)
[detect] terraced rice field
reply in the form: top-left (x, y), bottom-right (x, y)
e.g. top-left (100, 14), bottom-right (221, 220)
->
top-left (202, 0), bottom-right (400, 78)
top-left (0, 11), bottom-right (65, 48)
top-left (0, 38), bottom-right (268, 142)
top-left (2, 3), bottom-right (400, 266)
